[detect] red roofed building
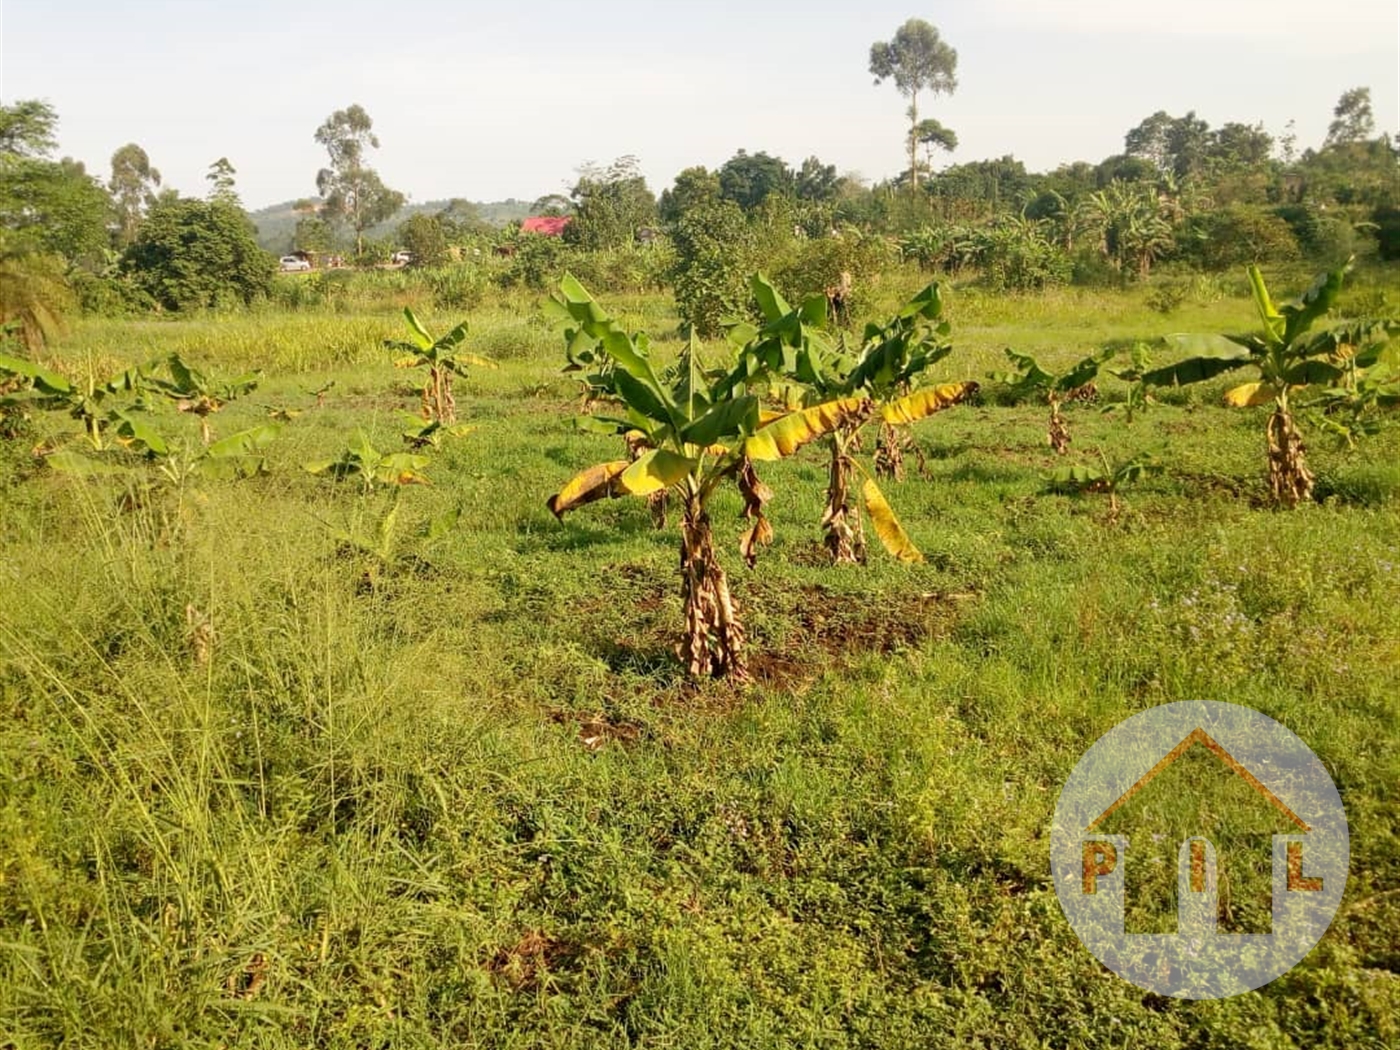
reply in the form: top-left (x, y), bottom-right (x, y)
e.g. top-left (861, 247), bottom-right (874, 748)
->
top-left (521, 216), bottom-right (572, 236)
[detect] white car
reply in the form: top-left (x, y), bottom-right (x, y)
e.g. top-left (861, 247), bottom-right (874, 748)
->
top-left (279, 255), bottom-right (311, 272)
top-left (391, 250), bottom-right (413, 266)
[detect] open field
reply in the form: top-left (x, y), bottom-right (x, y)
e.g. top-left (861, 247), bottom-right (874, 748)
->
top-left (2, 267), bottom-right (1399, 1048)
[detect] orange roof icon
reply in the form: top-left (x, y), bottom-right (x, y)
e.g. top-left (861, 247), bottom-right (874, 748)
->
top-left (1086, 727), bottom-right (1308, 833)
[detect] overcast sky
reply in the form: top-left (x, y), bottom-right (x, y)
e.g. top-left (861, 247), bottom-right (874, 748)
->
top-left (2, 1), bottom-right (1396, 210)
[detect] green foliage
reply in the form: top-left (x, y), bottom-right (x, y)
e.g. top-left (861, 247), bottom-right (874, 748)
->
top-left (770, 229), bottom-right (892, 315)
top-left (395, 213), bottom-right (450, 268)
top-left (0, 349), bottom-right (149, 449)
top-left (717, 150), bottom-right (795, 212)
top-left (119, 197), bottom-right (275, 311)
top-left (499, 232), bottom-right (569, 291)
top-left (1179, 205), bottom-right (1301, 271)
top-left (670, 200), bottom-right (760, 338)
top-left (0, 100), bottom-right (113, 266)
top-left (147, 353), bottom-right (260, 442)
top-left (658, 165), bottom-right (721, 225)
top-left (6, 287), bottom-right (1400, 1047)
top-left (870, 18), bottom-right (959, 191)
top-left (973, 217), bottom-right (1072, 292)
top-left (314, 104), bottom-right (405, 254)
top-left (1374, 205), bottom-right (1400, 261)
top-left (108, 142), bottom-right (161, 247)
top-left (564, 156), bottom-right (657, 251)
top-left (1324, 87), bottom-right (1376, 148)
top-left (305, 429), bottom-right (432, 488)
top-left (0, 253), bottom-right (74, 351)
top-left (386, 307), bottom-right (491, 423)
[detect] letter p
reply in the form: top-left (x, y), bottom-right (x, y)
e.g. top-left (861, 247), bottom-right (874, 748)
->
top-left (1082, 841), bottom-right (1118, 895)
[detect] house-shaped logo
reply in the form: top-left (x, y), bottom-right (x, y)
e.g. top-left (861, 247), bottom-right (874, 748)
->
top-left (1053, 702), bottom-right (1348, 1000)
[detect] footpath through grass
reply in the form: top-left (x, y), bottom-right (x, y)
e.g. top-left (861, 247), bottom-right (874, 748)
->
top-left (2, 274), bottom-right (1398, 1048)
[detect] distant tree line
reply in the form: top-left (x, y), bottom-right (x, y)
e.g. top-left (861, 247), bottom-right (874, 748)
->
top-left (1, 72), bottom-right (1396, 338)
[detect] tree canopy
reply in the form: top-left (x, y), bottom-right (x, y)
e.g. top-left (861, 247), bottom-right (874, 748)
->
top-left (314, 105), bottom-right (405, 256)
top-left (120, 196), bottom-right (273, 311)
top-left (870, 18), bottom-right (958, 191)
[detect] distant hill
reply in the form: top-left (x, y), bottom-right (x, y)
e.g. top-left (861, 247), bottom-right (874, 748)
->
top-left (248, 197), bottom-right (536, 253)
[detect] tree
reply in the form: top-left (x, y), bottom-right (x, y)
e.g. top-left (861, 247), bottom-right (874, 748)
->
top-left (735, 276), bottom-right (976, 563)
top-left (1, 130), bottom-right (111, 265)
top-left (0, 101), bottom-right (109, 347)
top-left (718, 150), bottom-right (794, 211)
top-left (669, 199), bottom-right (759, 338)
top-left (563, 156), bottom-right (657, 250)
top-left (531, 194), bottom-right (573, 217)
top-left (1125, 111), bottom-right (1212, 179)
top-left (313, 105), bottom-right (405, 257)
top-left (1210, 122), bottom-right (1274, 170)
top-left (0, 100), bottom-right (58, 158)
top-left (659, 166), bottom-right (721, 225)
top-left (912, 118), bottom-right (958, 173)
top-left (109, 143), bottom-right (162, 247)
top-left (396, 213), bottom-right (450, 268)
top-left (1325, 87), bottom-right (1375, 148)
top-left (205, 157), bottom-right (240, 206)
top-left (795, 156), bottom-right (840, 202)
top-left (1125, 111), bottom-right (1175, 171)
top-left (869, 19), bottom-right (958, 193)
top-left (435, 199), bottom-right (491, 242)
top-left (293, 215), bottom-right (335, 255)
top-left (120, 196), bottom-right (274, 311)
top-left (1164, 111), bottom-right (1211, 179)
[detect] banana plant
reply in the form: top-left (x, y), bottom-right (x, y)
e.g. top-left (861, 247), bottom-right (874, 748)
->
top-left (1145, 261), bottom-right (1396, 506)
top-left (399, 414), bottom-right (475, 450)
top-left (1305, 323), bottom-right (1400, 446)
top-left (386, 307), bottom-right (492, 424)
top-left (546, 280), bottom-right (621, 407)
top-left (546, 276), bottom-right (868, 680)
top-left (994, 346), bottom-right (1115, 454)
top-left (731, 276), bottom-right (976, 564)
top-left (147, 354), bottom-right (259, 445)
top-left (305, 431), bottom-right (432, 490)
top-left (0, 352), bottom-right (149, 450)
top-left (319, 488), bottom-right (462, 592)
top-left (43, 421), bottom-right (280, 484)
top-left (1048, 449), bottom-right (1160, 521)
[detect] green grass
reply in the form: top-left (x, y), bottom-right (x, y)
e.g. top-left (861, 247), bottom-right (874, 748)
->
top-left (2, 272), bottom-right (1399, 1047)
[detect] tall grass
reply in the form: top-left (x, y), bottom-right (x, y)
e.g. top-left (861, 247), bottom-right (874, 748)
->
top-left (4, 275), bottom-right (1400, 1046)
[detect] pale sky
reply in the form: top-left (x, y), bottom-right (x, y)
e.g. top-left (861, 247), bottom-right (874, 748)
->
top-left (1, 1), bottom-right (1396, 210)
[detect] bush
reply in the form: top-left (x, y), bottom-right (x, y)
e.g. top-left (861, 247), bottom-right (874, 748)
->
top-left (498, 235), bottom-right (571, 292)
top-left (770, 228), bottom-right (893, 318)
top-left (120, 198), bottom-right (274, 311)
top-left (973, 222), bottom-right (1070, 292)
top-left (1372, 205), bottom-right (1400, 261)
top-left (427, 265), bottom-right (489, 310)
top-left (1273, 204), bottom-right (1360, 266)
top-left (1070, 250), bottom-right (1124, 288)
top-left (1177, 206), bottom-right (1299, 271)
top-left (670, 200), bottom-right (760, 337)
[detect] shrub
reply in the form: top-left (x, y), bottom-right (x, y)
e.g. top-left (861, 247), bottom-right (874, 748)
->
top-left (1177, 206), bottom-right (1299, 271)
top-left (670, 200), bottom-right (760, 337)
top-left (120, 198), bottom-right (274, 311)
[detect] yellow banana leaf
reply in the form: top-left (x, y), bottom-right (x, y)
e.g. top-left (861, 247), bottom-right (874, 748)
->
top-left (1223, 382), bottom-right (1277, 408)
top-left (618, 449), bottom-right (695, 496)
top-left (881, 381), bottom-right (979, 425)
top-left (546, 460), bottom-right (630, 519)
top-left (862, 478), bottom-right (924, 564)
top-left (744, 396), bottom-right (869, 462)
